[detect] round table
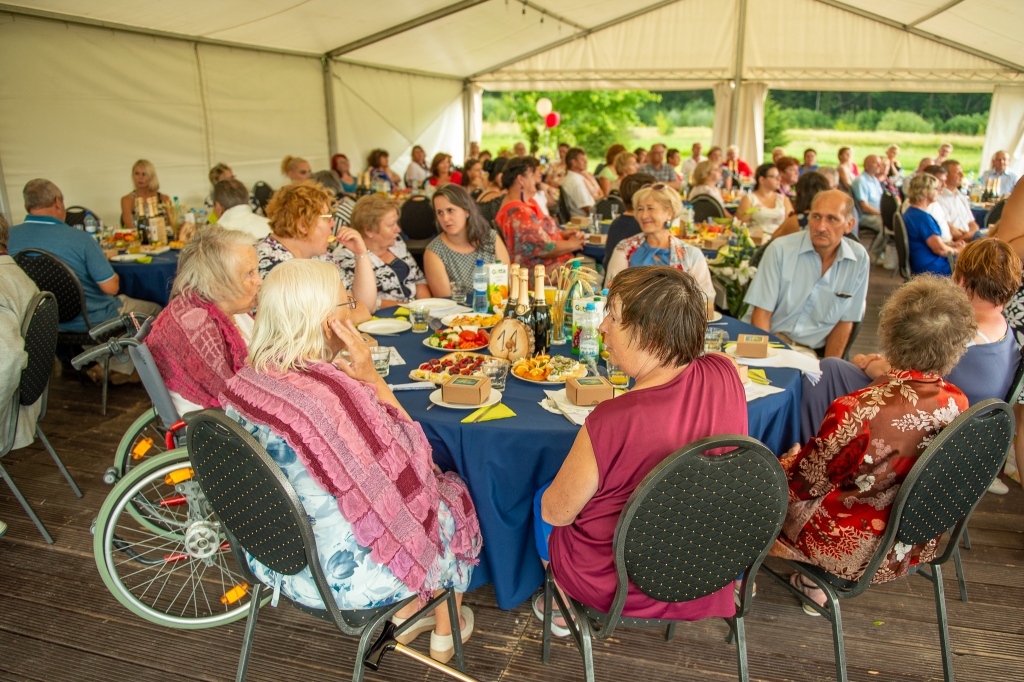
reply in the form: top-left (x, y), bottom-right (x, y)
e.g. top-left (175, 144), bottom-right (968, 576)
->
top-left (110, 251), bottom-right (179, 306)
top-left (381, 308), bottom-right (802, 609)
top-left (582, 241), bottom-right (720, 265)
top-left (971, 204), bottom-right (990, 228)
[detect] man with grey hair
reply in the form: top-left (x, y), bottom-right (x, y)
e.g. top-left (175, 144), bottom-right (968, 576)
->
top-left (936, 159), bottom-right (979, 240)
top-left (744, 189), bottom-right (870, 359)
top-left (9, 179), bottom-right (161, 381)
top-left (1, 211), bottom-right (44, 461)
top-left (213, 178), bottom-right (270, 240)
top-left (979, 150), bottom-right (1018, 196)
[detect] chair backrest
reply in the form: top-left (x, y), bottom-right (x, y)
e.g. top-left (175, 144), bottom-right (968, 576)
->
top-left (892, 211), bottom-right (912, 280)
top-left (880, 190), bottom-right (899, 232)
top-left (64, 206), bottom-right (99, 228)
top-left (610, 436), bottom-right (788, 612)
top-left (986, 199), bottom-right (1006, 228)
top-left (13, 249), bottom-right (89, 328)
top-left (477, 196), bottom-right (504, 225)
top-left (594, 195), bottom-right (625, 221)
top-left (128, 343), bottom-right (181, 428)
top-left (399, 195), bottom-right (438, 241)
top-left (252, 181), bottom-right (275, 212)
top-left (690, 194), bottom-right (725, 224)
top-left (1006, 345), bottom-right (1024, 405)
top-left (555, 188), bottom-right (572, 224)
top-left (19, 291), bottom-right (59, 407)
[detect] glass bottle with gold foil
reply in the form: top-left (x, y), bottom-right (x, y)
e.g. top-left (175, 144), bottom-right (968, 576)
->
top-left (531, 265), bottom-right (551, 355)
top-left (515, 267), bottom-right (533, 328)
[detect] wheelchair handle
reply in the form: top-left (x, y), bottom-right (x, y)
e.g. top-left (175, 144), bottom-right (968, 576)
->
top-left (88, 313), bottom-right (151, 341)
top-left (71, 336), bottom-right (141, 370)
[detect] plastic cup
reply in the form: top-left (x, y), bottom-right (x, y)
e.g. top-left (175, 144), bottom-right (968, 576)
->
top-left (370, 346), bottom-right (391, 377)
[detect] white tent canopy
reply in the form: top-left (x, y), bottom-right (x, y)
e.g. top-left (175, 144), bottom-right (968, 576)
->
top-left (2, 0), bottom-right (1022, 221)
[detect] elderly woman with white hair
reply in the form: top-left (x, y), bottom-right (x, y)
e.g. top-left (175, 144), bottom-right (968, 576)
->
top-left (220, 259), bottom-right (482, 663)
top-left (145, 226), bottom-right (261, 416)
top-left (120, 159), bottom-right (172, 230)
top-left (604, 184), bottom-right (715, 302)
top-left (903, 173), bottom-right (964, 276)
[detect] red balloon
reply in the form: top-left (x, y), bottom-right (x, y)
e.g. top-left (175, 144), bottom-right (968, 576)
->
top-left (545, 112), bottom-right (560, 128)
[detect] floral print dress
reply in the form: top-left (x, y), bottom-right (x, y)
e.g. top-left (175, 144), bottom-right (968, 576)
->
top-left (225, 406), bottom-right (474, 611)
top-left (495, 198), bottom-right (570, 277)
top-left (774, 370), bottom-right (968, 583)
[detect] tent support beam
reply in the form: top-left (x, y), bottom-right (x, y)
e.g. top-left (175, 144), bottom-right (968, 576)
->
top-left (909, 0), bottom-right (966, 27)
top-left (468, 0), bottom-right (685, 80)
top-left (0, 3), bottom-right (320, 58)
top-left (813, 0), bottom-right (1024, 73)
top-left (727, 0), bottom-right (748, 146)
top-left (323, 58), bottom-right (338, 158)
top-left (520, 2), bottom-right (588, 31)
top-left (327, 0), bottom-right (489, 57)
top-left (331, 57), bottom-right (464, 82)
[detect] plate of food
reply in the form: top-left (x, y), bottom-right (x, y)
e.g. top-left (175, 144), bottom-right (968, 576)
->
top-left (439, 312), bottom-right (501, 328)
top-left (428, 388), bottom-right (502, 410)
top-left (409, 352), bottom-right (489, 383)
top-left (725, 346), bottom-right (780, 363)
top-left (708, 311), bottom-right (723, 322)
top-left (110, 253), bottom-right (149, 263)
top-left (511, 355), bottom-right (587, 384)
top-left (358, 318), bottom-right (412, 334)
top-left (424, 326), bottom-right (490, 351)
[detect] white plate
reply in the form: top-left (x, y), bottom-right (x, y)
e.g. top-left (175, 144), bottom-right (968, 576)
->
top-left (423, 336), bottom-right (488, 352)
top-left (110, 254), bottom-right (146, 262)
top-left (357, 319), bottom-right (412, 334)
top-left (439, 314), bottom-right (498, 328)
top-left (410, 298), bottom-right (459, 313)
top-left (708, 311), bottom-right (723, 322)
top-left (725, 346), bottom-right (780, 365)
top-left (428, 388), bottom-right (502, 410)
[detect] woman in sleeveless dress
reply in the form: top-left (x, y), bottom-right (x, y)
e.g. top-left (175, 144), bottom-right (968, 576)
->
top-left (736, 163), bottom-right (793, 235)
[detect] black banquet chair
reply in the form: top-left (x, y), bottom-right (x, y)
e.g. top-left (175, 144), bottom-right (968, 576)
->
top-left (1, 292), bottom-right (83, 543)
top-left (892, 211), bottom-right (912, 281)
top-left (184, 410), bottom-right (474, 682)
top-left (541, 435), bottom-right (788, 682)
top-left (400, 195), bottom-right (439, 267)
top-left (762, 399), bottom-right (1015, 682)
top-left (251, 181), bottom-right (274, 214)
top-left (690, 194), bottom-right (726, 224)
top-left (593, 195), bottom-right (625, 221)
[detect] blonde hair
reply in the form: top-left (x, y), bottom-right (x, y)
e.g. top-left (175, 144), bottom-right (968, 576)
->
top-left (906, 173), bottom-right (940, 204)
top-left (208, 163), bottom-right (232, 186)
top-left (171, 226), bottom-right (256, 303)
top-left (133, 159), bottom-right (160, 192)
top-left (613, 150), bottom-right (637, 176)
top-left (631, 185), bottom-right (682, 221)
top-left (692, 160), bottom-right (718, 186)
top-left (280, 155), bottom-right (308, 176)
top-left (249, 259), bottom-right (340, 373)
top-left (350, 194), bottom-right (400, 237)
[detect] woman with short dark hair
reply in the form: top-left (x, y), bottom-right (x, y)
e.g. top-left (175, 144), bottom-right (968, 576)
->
top-left (429, 153), bottom-right (462, 188)
top-left (533, 266), bottom-right (747, 635)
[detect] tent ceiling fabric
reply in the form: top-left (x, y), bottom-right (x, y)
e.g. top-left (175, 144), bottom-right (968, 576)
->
top-left (7, 0), bottom-right (1022, 90)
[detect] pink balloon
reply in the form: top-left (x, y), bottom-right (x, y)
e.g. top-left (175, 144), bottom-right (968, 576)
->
top-left (545, 112), bottom-right (560, 128)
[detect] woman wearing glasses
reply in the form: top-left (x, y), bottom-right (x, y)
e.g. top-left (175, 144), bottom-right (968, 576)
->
top-left (603, 184), bottom-right (715, 302)
top-left (254, 182), bottom-right (376, 315)
top-left (736, 163), bottom-right (793, 235)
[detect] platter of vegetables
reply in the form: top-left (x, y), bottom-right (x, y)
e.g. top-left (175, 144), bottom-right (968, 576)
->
top-left (424, 326), bottom-right (490, 351)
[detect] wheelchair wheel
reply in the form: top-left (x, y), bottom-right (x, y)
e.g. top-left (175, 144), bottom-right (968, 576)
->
top-left (94, 449), bottom-right (264, 629)
top-left (110, 408), bottom-right (170, 483)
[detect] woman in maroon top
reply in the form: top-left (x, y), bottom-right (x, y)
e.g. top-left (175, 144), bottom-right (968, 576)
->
top-left (535, 266), bottom-right (748, 633)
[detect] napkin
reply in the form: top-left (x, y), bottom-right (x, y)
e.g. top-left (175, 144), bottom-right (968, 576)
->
top-left (394, 307), bottom-right (410, 317)
top-left (746, 368), bottom-right (770, 385)
top-left (461, 403), bottom-right (516, 423)
top-left (730, 347), bottom-right (822, 383)
top-left (744, 383), bottom-right (786, 402)
top-left (540, 389), bottom-right (595, 426)
top-left (386, 347), bottom-right (406, 366)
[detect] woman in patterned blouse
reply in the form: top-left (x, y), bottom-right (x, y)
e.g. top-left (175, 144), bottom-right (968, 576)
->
top-left (424, 184), bottom-right (509, 297)
top-left (774, 275), bottom-right (976, 614)
top-left (344, 194), bottom-right (430, 309)
top-left (254, 182), bottom-right (376, 316)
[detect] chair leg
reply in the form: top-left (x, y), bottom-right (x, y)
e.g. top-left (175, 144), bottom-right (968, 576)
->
top-left (235, 583), bottom-right (263, 682)
top-left (962, 527), bottom-right (971, 550)
top-left (930, 565), bottom-right (954, 682)
top-left (446, 589), bottom-right (466, 673)
top-left (35, 427), bottom-right (82, 498)
top-left (664, 622), bottom-right (676, 642)
top-left (732, 616), bottom-right (750, 682)
top-left (953, 545), bottom-right (968, 603)
top-left (0, 462), bottom-right (54, 544)
top-left (101, 356), bottom-right (109, 415)
top-left (823, 588), bottom-right (848, 682)
top-left (542, 575), bottom-right (553, 663)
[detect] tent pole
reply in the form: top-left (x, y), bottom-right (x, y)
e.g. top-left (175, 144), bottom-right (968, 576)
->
top-left (727, 0), bottom-right (748, 147)
top-left (323, 58), bottom-right (338, 158)
top-left (0, 150), bottom-right (11, 225)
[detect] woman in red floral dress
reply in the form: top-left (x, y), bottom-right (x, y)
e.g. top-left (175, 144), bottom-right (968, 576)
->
top-left (772, 275), bottom-right (978, 614)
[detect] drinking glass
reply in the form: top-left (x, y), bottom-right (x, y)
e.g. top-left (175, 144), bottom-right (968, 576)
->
top-left (481, 359), bottom-right (509, 391)
top-left (370, 346), bottom-right (391, 377)
top-left (609, 205), bottom-right (619, 223)
top-left (450, 282), bottom-right (469, 306)
top-left (410, 305), bottom-right (429, 333)
top-left (606, 359), bottom-right (630, 389)
top-left (704, 328), bottom-right (727, 353)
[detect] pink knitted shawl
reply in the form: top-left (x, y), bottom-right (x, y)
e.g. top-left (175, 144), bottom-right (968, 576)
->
top-left (220, 363), bottom-right (481, 597)
top-left (147, 292), bottom-right (248, 409)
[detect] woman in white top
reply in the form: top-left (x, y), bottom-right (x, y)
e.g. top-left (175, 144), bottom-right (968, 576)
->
top-left (736, 163), bottom-right (793, 235)
top-left (405, 145), bottom-right (431, 189)
top-left (604, 184), bottom-right (715, 302)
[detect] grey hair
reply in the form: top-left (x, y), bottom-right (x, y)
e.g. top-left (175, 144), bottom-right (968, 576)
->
top-left (811, 189), bottom-right (855, 222)
top-left (23, 179), bottom-right (62, 212)
top-left (817, 166), bottom-right (839, 186)
top-left (0, 213), bottom-right (9, 251)
top-left (170, 226), bottom-right (256, 303)
top-left (906, 173), bottom-right (940, 205)
top-left (311, 170), bottom-right (342, 197)
top-left (213, 179), bottom-right (250, 211)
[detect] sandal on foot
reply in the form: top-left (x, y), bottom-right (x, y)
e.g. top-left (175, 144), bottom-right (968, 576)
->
top-left (734, 580), bottom-right (757, 606)
top-left (429, 605), bottom-right (474, 664)
top-left (391, 613), bottom-right (436, 645)
top-left (532, 593), bottom-right (570, 637)
top-left (790, 573), bottom-right (826, 616)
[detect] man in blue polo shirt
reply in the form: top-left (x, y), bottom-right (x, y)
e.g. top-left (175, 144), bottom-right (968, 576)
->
top-left (744, 190), bottom-right (870, 359)
top-left (9, 179), bottom-right (161, 378)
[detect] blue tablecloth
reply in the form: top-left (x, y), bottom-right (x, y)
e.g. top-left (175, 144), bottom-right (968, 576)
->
top-left (381, 309), bottom-right (801, 609)
top-left (110, 251), bottom-right (179, 306)
top-left (971, 206), bottom-right (990, 228)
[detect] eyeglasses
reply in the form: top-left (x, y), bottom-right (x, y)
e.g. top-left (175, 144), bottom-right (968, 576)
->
top-left (808, 212), bottom-right (846, 226)
top-left (320, 214), bottom-right (335, 220)
top-left (336, 297), bottom-right (357, 310)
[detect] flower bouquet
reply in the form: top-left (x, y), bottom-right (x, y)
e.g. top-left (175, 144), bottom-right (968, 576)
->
top-left (707, 223), bottom-right (758, 318)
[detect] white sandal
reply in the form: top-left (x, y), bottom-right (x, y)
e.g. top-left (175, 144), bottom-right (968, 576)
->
top-left (391, 613), bottom-right (436, 645)
top-left (429, 605), bottom-right (474, 664)
top-left (790, 573), bottom-right (825, 616)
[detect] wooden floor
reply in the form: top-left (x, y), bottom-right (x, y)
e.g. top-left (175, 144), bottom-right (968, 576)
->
top-left (1, 261), bottom-right (1021, 682)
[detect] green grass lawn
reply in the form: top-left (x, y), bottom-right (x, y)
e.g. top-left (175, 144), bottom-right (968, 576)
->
top-left (481, 123), bottom-right (986, 174)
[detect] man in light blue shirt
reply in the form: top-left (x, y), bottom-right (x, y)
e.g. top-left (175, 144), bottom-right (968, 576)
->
top-left (979, 150), bottom-right (1018, 197)
top-left (851, 154), bottom-right (885, 258)
top-left (744, 190), bottom-right (870, 358)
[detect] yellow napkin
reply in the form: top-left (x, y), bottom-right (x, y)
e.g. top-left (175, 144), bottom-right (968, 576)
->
top-left (461, 403), bottom-right (517, 423)
top-left (394, 307), bottom-right (410, 318)
top-left (747, 369), bottom-right (770, 385)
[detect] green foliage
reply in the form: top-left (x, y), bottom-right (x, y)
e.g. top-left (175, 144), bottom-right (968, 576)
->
top-left (768, 90), bottom-right (991, 122)
top-left (875, 110), bottom-right (934, 133)
top-left (781, 108), bottom-right (835, 129)
top-left (837, 109), bottom-right (882, 131)
top-left (502, 90), bottom-right (659, 157)
top-left (762, 94), bottom-right (789, 152)
top-left (938, 113), bottom-right (987, 135)
top-left (482, 95), bottom-right (515, 124)
top-left (655, 111), bottom-right (675, 136)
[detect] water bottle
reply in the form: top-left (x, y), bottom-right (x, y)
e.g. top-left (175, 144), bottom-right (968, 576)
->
top-left (579, 303), bottom-right (600, 375)
top-left (472, 259), bottom-right (489, 313)
top-left (84, 212), bottom-right (99, 242)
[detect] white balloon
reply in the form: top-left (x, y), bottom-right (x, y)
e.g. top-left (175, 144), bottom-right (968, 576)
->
top-left (535, 97), bottom-right (553, 117)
